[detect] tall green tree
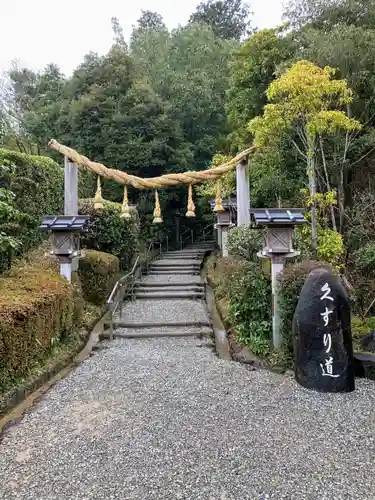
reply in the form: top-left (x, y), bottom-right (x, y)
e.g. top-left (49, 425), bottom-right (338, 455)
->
top-left (189, 0), bottom-right (252, 40)
top-left (249, 60), bottom-right (361, 253)
top-left (226, 28), bottom-right (295, 149)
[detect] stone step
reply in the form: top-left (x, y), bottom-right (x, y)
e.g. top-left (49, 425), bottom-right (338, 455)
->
top-left (151, 262), bottom-right (201, 266)
top-left (136, 281), bottom-right (203, 287)
top-left (185, 244), bottom-right (214, 248)
top-left (160, 257), bottom-right (202, 261)
top-left (100, 326), bottom-right (212, 340)
top-left (149, 266), bottom-right (200, 272)
top-left (164, 251), bottom-right (204, 255)
top-left (135, 286), bottom-right (204, 293)
top-left (148, 270), bottom-right (200, 275)
top-left (163, 254), bottom-right (204, 258)
top-left (150, 259), bottom-right (201, 269)
top-left (150, 262), bottom-right (201, 267)
top-left (135, 291), bottom-right (204, 300)
top-left (105, 319), bottom-right (211, 329)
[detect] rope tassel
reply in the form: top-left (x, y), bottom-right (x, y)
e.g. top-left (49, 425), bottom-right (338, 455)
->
top-left (186, 184), bottom-right (195, 217)
top-left (213, 180), bottom-right (224, 212)
top-left (94, 176), bottom-right (104, 210)
top-left (153, 190), bottom-right (163, 224)
top-left (120, 185), bottom-right (131, 219)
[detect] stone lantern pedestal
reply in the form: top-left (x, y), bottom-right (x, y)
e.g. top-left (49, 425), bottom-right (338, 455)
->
top-left (251, 209), bottom-right (307, 349)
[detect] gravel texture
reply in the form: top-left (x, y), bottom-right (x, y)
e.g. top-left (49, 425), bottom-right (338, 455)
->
top-left (118, 299), bottom-right (209, 325)
top-left (1, 337), bottom-right (375, 500)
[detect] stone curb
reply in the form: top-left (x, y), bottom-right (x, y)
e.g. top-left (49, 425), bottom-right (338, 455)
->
top-left (205, 281), bottom-right (232, 361)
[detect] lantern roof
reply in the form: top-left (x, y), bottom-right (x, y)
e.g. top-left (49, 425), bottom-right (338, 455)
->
top-left (40, 215), bottom-right (89, 231)
top-left (209, 198), bottom-right (237, 210)
top-left (250, 208), bottom-right (306, 226)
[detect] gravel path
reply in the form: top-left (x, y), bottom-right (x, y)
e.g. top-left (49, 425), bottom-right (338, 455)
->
top-left (1, 337), bottom-right (375, 500)
top-left (118, 299), bottom-right (209, 324)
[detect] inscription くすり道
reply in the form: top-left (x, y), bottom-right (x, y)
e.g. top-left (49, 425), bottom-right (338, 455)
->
top-left (293, 268), bottom-right (355, 392)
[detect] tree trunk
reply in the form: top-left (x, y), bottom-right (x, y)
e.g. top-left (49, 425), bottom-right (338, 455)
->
top-left (307, 144), bottom-right (317, 258)
top-left (319, 135), bottom-right (337, 231)
top-left (339, 166), bottom-right (345, 233)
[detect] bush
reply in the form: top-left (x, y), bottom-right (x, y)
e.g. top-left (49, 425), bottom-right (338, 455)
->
top-left (207, 254), bottom-right (247, 300)
top-left (228, 225), bottom-right (263, 261)
top-left (350, 242), bottom-right (375, 317)
top-left (78, 250), bottom-right (120, 305)
top-left (0, 149), bottom-right (64, 256)
top-left (295, 225), bottom-right (344, 266)
top-left (228, 260), bottom-right (272, 356)
top-left (0, 261), bottom-right (75, 391)
top-left (79, 199), bottom-right (140, 269)
top-left (354, 242), bottom-right (375, 272)
top-left (278, 260), bottom-right (332, 355)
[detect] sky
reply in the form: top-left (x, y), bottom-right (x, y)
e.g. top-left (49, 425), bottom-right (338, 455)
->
top-left (0, 0), bottom-right (283, 76)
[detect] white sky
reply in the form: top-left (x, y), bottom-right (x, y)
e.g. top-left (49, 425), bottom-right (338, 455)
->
top-left (0, 0), bottom-right (283, 76)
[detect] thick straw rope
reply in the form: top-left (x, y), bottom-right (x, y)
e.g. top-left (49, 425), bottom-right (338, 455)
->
top-left (48, 139), bottom-right (254, 189)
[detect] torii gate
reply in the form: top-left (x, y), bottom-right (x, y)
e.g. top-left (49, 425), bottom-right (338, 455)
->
top-left (48, 139), bottom-right (253, 277)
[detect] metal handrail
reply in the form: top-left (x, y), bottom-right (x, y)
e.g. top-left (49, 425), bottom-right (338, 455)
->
top-left (107, 239), bottom-right (165, 340)
top-left (107, 256), bottom-right (140, 306)
top-left (203, 223), bottom-right (214, 242)
top-left (107, 256), bottom-right (140, 340)
top-left (180, 228), bottom-right (194, 249)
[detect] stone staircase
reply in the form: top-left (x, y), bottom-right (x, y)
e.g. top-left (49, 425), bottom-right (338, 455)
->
top-left (102, 241), bottom-right (215, 339)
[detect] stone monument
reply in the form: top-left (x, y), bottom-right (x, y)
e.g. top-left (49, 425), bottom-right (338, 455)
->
top-left (293, 267), bottom-right (355, 392)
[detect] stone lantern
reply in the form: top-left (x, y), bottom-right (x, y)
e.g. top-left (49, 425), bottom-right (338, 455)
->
top-left (210, 198), bottom-right (236, 257)
top-left (40, 215), bottom-right (89, 281)
top-left (250, 208), bottom-right (307, 349)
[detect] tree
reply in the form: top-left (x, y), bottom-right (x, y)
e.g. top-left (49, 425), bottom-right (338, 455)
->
top-left (130, 12), bottom-right (170, 92)
top-left (136, 10), bottom-right (166, 30)
top-left (249, 61), bottom-right (361, 254)
top-left (285, 0), bottom-right (375, 30)
top-left (283, 0), bottom-right (375, 231)
top-left (111, 16), bottom-right (127, 50)
top-left (189, 0), bottom-right (252, 40)
top-left (226, 28), bottom-right (295, 150)
top-left (196, 153), bottom-right (234, 199)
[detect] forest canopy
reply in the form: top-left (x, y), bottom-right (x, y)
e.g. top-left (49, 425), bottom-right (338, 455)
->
top-left (1, 0), bottom-right (375, 265)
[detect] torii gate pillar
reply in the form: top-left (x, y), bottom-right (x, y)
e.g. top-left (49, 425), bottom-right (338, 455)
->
top-left (236, 159), bottom-right (250, 226)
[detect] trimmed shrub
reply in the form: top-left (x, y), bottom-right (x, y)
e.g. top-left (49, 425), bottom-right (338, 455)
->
top-left (79, 199), bottom-right (140, 269)
top-left (228, 225), bottom-right (263, 261)
top-left (0, 261), bottom-right (75, 391)
top-left (228, 260), bottom-right (272, 355)
top-left (207, 254), bottom-right (272, 355)
top-left (278, 260), bottom-right (332, 355)
top-left (207, 254), bottom-right (247, 301)
top-left (0, 149), bottom-right (64, 255)
top-left (78, 250), bottom-right (120, 305)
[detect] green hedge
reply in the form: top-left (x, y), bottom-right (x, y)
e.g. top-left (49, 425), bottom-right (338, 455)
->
top-left (228, 259), bottom-right (272, 355)
top-left (208, 254), bottom-right (272, 356)
top-left (0, 261), bottom-right (74, 391)
top-left (79, 199), bottom-right (140, 269)
top-left (78, 250), bottom-right (120, 305)
top-left (0, 148), bottom-right (64, 251)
